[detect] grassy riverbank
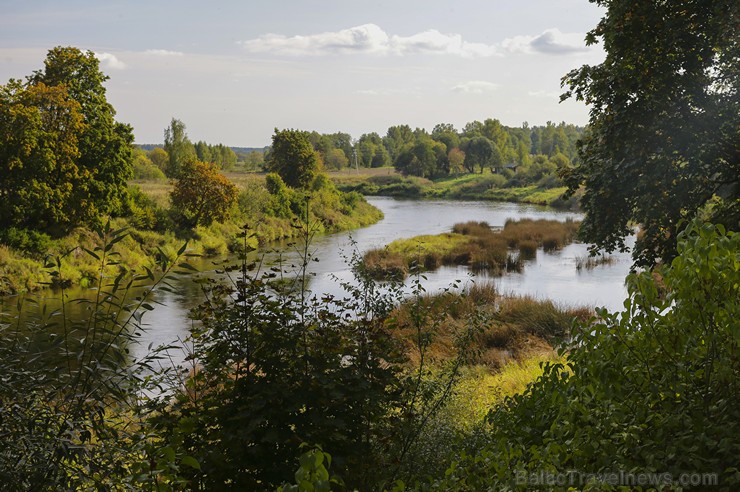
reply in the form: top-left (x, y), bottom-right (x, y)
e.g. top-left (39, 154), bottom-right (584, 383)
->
top-left (0, 173), bottom-right (382, 295)
top-left (332, 167), bottom-right (581, 209)
top-left (363, 218), bottom-right (580, 280)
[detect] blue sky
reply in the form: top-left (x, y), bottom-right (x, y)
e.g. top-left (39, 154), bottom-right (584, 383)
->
top-left (1, 0), bottom-right (605, 146)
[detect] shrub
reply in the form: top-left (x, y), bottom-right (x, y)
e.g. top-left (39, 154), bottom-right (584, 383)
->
top-left (0, 227), bottom-right (52, 256)
top-left (432, 221), bottom-right (740, 490)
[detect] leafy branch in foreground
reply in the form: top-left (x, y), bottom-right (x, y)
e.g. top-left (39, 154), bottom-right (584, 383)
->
top-left (430, 221), bottom-right (739, 491)
top-left (0, 219), bottom-right (195, 490)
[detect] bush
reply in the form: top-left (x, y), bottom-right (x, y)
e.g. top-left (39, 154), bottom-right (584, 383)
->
top-left (0, 227), bottom-right (52, 256)
top-left (432, 221), bottom-right (740, 490)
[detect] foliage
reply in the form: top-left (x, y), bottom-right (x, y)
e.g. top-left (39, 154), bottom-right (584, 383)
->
top-left (155, 224), bottom-right (409, 490)
top-left (267, 128), bottom-right (320, 189)
top-left (148, 146), bottom-right (169, 171)
top-left (1, 50), bottom-right (135, 233)
top-left (163, 118), bottom-right (197, 177)
top-left (430, 221), bottom-right (740, 491)
top-left (170, 160), bottom-right (238, 228)
top-left (132, 148), bottom-right (167, 180)
top-left (276, 445), bottom-right (345, 492)
top-left (562, 0), bottom-right (739, 267)
top-left (0, 227), bottom-right (53, 257)
top-left (30, 46), bottom-right (134, 225)
top-left (0, 221), bottom-right (195, 490)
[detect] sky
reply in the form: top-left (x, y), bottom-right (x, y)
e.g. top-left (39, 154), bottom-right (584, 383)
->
top-left (1, 0), bottom-right (606, 147)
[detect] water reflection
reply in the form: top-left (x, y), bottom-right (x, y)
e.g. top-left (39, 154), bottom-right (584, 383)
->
top-left (2, 196), bottom-right (633, 366)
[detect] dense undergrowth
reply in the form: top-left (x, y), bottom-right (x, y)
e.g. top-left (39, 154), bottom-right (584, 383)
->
top-left (0, 219), bottom-right (736, 491)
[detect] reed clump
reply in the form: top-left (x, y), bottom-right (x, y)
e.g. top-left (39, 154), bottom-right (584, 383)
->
top-left (575, 254), bottom-right (617, 270)
top-left (362, 218), bottom-right (581, 280)
top-left (390, 282), bottom-right (591, 371)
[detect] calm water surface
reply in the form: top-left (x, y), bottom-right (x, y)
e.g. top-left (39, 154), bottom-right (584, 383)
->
top-left (3, 197), bottom-right (634, 363)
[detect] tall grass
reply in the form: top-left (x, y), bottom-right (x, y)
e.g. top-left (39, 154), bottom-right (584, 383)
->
top-left (363, 219), bottom-right (581, 281)
top-left (390, 282), bottom-right (591, 370)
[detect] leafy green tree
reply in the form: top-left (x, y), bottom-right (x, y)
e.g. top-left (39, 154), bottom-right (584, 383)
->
top-left (131, 148), bottom-right (166, 180)
top-left (163, 118), bottom-right (196, 177)
top-left (431, 123), bottom-right (460, 152)
top-left (147, 147), bottom-right (169, 171)
top-left (324, 148), bottom-right (349, 170)
top-left (371, 144), bottom-right (391, 168)
top-left (358, 133), bottom-right (383, 167)
top-left (267, 128), bottom-right (320, 189)
top-left (395, 138), bottom-right (447, 178)
top-left (29, 47), bottom-right (134, 220)
top-left (562, 0), bottom-right (739, 266)
top-left (463, 137), bottom-right (494, 174)
top-left (170, 160), bottom-right (238, 227)
top-left (0, 81), bottom-right (84, 230)
top-left (448, 147), bottom-right (466, 174)
top-left (1, 46), bottom-right (134, 232)
top-left (384, 125), bottom-right (415, 163)
top-left (194, 140), bottom-right (213, 163)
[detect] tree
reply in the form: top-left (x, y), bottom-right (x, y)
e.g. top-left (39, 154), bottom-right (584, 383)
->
top-left (431, 123), bottom-right (460, 152)
top-left (384, 125), bottom-right (414, 163)
top-left (562, 0), bottom-right (739, 266)
top-left (132, 148), bottom-right (166, 180)
top-left (448, 147), bottom-right (466, 174)
top-left (266, 128), bottom-right (319, 189)
top-left (163, 118), bottom-right (196, 177)
top-left (170, 160), bottom-right (238, 227)
top-left (1, 46), bottom-right (134, 232)
top-left (29, 47), bottom-right (134, 220)
top-left (463, 137), bottom-right (494, 174)
top-left (325, 148), bottom-right (349, 170)
top-left (0, 81), bottom-right (84, 230)
top-left (147, 147), bottom-right (169, 171)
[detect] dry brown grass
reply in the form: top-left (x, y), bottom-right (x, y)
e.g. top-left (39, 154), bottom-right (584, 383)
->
top-left (500, 217), bottom-right (580, 251)
top-left (389, 283), bottom-right (592, 371)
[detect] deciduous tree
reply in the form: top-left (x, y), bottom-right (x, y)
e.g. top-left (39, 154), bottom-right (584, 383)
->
top-left (1, 46), bottom-right (134, 232)
top-left (163, 118), bottom-right (196, 177)
top-left (170, 160), bottom-right (238, 227)
top-left (266, 128), bottom-right (319, 189)
top-left (562, 0), bottom-right (739, 266)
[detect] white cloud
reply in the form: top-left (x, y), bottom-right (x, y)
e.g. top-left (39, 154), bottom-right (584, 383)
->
top-left (451, 81), bottom-right (498, 94)
top-left (240, 24), bottom-right (499, 58)
top-left (240, 24), bottom-right (389, 56)
top-left (239, 25), bottom-right (592, 58)
top-left (144, 49), bottom-right (184, 56)
top-left (390, 29), bottom-right (499, 58)
top-left (502, 28), bottom-right (590, 55)
top-left (95, 52), bottom-right (126, 69)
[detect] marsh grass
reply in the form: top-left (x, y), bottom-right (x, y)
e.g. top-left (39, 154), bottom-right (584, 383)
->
top-left (390, 282), bottom-right (590, 371)
top-left (575, 254), bottom-right (617, 270)
top-left (364, 219), bottom-right (580, 280)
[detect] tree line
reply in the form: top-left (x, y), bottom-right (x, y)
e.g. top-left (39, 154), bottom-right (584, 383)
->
top-left (283, 120), bottom-right (583, 180)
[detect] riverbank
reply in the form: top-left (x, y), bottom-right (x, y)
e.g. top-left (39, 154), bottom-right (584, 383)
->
top-left (0, 173), bottom-right (382, 295)
top-left (331, 167), bottom-right (581, 209)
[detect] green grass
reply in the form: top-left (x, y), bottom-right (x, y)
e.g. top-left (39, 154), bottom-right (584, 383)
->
top-left (0, 173), bottom-right (383, 295)
top-left (363, 218), bottom-right (580, 281)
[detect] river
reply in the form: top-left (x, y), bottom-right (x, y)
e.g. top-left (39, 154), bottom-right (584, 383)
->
top-left (1, 196), bottom-right (634, 364)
